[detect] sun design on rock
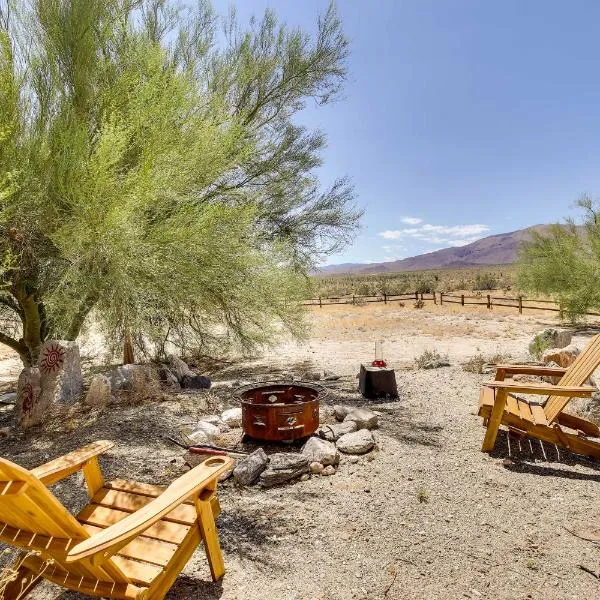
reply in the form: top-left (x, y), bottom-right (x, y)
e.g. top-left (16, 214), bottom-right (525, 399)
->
top-left (40, 343), bottom-right (65, 374)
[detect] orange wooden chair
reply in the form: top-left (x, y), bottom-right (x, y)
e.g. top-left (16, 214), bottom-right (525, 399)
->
top-left (478, 334), bottom-right (600, 457)
top-left (0, 440), bottom-right (233, 599)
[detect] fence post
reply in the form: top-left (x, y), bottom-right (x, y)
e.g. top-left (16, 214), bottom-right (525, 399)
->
top-left (319, 296), bottom-right (322, 308)
top-left (433, 292), bottom-right (437, 305)
top-left (440, 292), bottom-right (443, 305)
top-left (384, 293), bottom-right (387, 304)
top-left (518, 296), bottom-right (523, 314)
top-left (461, 294), bottom-right (464, 306)
top-left (414, 291), bottom-right (418, 301)
top-left (487, 294), bottom-right (491, 309)
top-left (352, 295), bottom-right (355, 305)
top-left (420, 292), bottom-right (424, 301)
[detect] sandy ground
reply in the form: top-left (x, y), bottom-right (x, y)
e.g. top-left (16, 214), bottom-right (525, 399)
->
top-left (1, 303), bottom-right (600, 600)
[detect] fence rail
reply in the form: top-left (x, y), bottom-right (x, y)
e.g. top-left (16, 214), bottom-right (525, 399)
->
top-left (302, 291), bottom-right (600, 319)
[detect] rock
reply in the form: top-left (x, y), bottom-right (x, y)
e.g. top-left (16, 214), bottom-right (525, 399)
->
top-left (233, 448), bottom-right (268, 486)
top-left (322, 465), bottom-right (336, 476)
top-left (318, 420), bottom-right (358, 442)
top-left (181, 374), bottom-right (211, 389)
top-left (337, 429), bottom-right (375, 455)
top-left (157, 364), bottom-right (180, 388)
top-left (302, 371), bottom-right (322, 381)
top-left (333, 405), bottom-right (351, 422)
top-left (38, 340), bottom-right (83, 405)
top-left (300, 473), bottom-right (310, 482)
top-left (194, 420), bottom-right (220, 440)
top-left (84, 374), bottom-right (112, 406)
top-left (168, 354), bottom-right (194, 383)
top-left (529, 328), bottom-right (572, 358)
top-left (0, 392), bottom-right (16, 404)
top-left (347, 455), bottom-right (360, 464)
top-left (323, 371), bottom-right (341, 381)
top-left (187, 430), bottom-right (210, 444)
top-left (301, 436), bottom-right (340, 466)
top-left (221, 407), bottom-right (243, 428)
top-left (542, 345), bottom-right (580, 368)
top-left (344, 408), bottom-right (378, 430)
top-left (16, 367), bottom-right (45, 428)
top-left (259, 453), bottom-right (310, 487)
top-left (0, 427), bottom-right (10, 437)
top-left (200, 415), bottom-right (229, 433)
top-left (310, 462), bottom-right (324, 474)
top-left (106, 364), bottom-right (137, 390)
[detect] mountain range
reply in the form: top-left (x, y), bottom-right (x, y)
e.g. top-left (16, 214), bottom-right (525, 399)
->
top-left (317, 224), bottom-right (553, 276)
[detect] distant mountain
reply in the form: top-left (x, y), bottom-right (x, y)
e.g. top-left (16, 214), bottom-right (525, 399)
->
top-left (316, 224), bottom-right (557, 276)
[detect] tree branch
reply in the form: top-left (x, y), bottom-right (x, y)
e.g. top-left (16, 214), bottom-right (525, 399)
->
top-left (0, 330), bottom-right (29, 364)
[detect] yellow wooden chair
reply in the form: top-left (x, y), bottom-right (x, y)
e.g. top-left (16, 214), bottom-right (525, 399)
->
top-left (478, 334), bottom-right (600, 457)
top-left (0, 440), bottom-right (233, 599)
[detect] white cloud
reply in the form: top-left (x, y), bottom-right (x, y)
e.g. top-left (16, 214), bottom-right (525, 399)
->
top-left (401, 216), bottom-right (423, 225)
top-left (378, 222), bottom-right (490, 246)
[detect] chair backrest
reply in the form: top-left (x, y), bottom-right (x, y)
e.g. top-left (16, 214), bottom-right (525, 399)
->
top-left (0, 457), bottom-right (129, 584)
top-left (544, 333), bottom-right (600, 422)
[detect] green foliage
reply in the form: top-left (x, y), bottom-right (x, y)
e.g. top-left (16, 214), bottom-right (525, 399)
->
top-left (528, 333), bottom-right (551, 360)
top-left (473, 273), bottom-right (497, 291)
top-left (0, 0), bottom-right (360, 364)
top-left (518, 198), bottom-right (600, 322)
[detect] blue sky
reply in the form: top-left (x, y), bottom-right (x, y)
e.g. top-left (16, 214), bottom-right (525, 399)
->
top-left (228, 1), bottom-right (600, 265)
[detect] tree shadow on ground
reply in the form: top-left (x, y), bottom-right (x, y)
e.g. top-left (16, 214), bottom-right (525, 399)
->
top-left (490, 429), bottom-right (600, 480)
top-left (218, 511), bottom-right (291, 570)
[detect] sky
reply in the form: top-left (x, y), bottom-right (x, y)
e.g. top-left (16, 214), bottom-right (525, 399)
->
top-left (226, 0), bottom-right (600, 265)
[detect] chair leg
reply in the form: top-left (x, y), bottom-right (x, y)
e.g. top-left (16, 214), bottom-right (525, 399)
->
top-left (196, 492), bottom-right (225, 581)
top-left (481, 388), bottom-right (508, 452)
top-left (2, 564), bottom-right (41, 600)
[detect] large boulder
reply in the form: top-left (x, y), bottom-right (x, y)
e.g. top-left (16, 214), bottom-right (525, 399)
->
top-left (344, 407), bottom-right (378, 430)
top-left (193, 420), bottom-right (220, 440)
top-left (542, 345), bottom-right (580, 368)
top-left (336, 429), bottom-right (375, 455)
top-left (168, 354), bottom-right (194, 383)
top-left (181, 375), bottom-right (211, 389)
top-left (85, 374), bottom-right (112, 407)
top-left (529, 328), bottom-right (572, 358)
top-left (16, 367), bottom-right (44, 428)
top-left (318, 420), bottom-right (357, 442)
top-left (106, 364), bottom-right (137, 391)
top-left (301, 436), bottom-right (339, 466)
top-left (38, 340), bottom-right (83, 405)
top-left (259, 453), bottom-right (310, 487)
top-left (333, 405), bottom-right (352, 422)
top-left (233, 448), bottom-right (268, 486)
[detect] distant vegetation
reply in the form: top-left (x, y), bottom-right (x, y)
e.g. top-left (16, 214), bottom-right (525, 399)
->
top-left (311, 266), bottom-right (516, 298)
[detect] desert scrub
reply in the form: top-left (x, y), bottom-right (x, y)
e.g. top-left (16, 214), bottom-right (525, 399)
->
top-left (462, 352), bottom-right (510, 374)
top-left (417, 488), bottom-right (429, 503)
top-left (473, 273), bottom-right (498, 290)
top-left (414, 349), bottom-right (449, 369)
top-left (529, 333), bottom-right (551, 360)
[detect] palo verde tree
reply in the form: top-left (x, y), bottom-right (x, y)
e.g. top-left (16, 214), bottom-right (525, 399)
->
top-left (518, 197), bottom-right (600, 321)
top-left (0, 0), bottom-right (360, 366)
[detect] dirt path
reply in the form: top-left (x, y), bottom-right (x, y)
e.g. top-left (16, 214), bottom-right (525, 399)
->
top-left (0, 305), bottom-right (599, 599)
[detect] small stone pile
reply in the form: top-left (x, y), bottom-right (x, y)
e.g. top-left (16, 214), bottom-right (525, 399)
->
top-left (201, 405), bottom-right (380, 488)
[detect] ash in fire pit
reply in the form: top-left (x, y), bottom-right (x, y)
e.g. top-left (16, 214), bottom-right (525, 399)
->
top-left (237, 382), bottom-right (323, 442)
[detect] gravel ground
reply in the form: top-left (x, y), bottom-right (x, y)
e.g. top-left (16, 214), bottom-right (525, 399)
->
top-left (1, 304), bottom-right (600, 600)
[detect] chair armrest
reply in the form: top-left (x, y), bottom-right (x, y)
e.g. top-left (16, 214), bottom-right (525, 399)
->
top-left (31, 440), bottom-right (115, 486)
top-left (66, 456), bottom-right (234, 563)
top-left (494, 364), bottom-right (568, 377)
top-left (485, 381), bottom-right (596, 397)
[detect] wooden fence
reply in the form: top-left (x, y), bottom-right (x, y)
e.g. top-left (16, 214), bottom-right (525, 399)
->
top-left (302, 291), bottom-right (600, 318)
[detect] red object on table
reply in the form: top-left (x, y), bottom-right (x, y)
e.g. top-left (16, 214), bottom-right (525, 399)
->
top-left (371, 359), bottom-right (387, 368)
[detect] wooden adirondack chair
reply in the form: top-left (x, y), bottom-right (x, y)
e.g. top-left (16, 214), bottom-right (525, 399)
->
top-left (0, 440), bottom-right (233, 599)
top-left (478, 333), bottom-right (600, 458)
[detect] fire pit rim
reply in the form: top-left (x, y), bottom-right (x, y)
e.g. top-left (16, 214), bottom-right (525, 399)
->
top-left (234, 380), bottom-right (328, 403)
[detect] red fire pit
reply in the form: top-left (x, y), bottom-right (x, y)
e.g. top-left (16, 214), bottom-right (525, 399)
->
top-left (237, 382), bottom-right (323, 442)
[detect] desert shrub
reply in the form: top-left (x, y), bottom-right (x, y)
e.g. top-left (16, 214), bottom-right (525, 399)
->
top-left (414, 349), bottom-right (449, 369)
top-left (473, 273), bottom-right (498, 290)
top-left (414, 277), bottom-right (436, 294)
top-left (529, 333), bottom-right (551, 360)
top-left (462, 353), bottom-right (510, 374)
